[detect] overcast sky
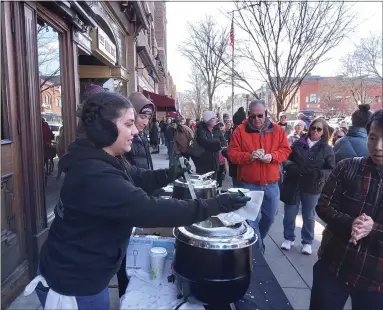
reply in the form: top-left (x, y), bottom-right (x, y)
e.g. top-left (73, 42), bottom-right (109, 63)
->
top-left (166, 1), bottom-right (383, 97)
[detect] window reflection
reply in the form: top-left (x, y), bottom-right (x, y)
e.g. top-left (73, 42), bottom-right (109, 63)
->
top-left (37, 18), bottom-right (64, 216)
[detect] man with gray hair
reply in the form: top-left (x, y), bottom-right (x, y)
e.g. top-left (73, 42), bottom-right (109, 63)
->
top-left (228, 99), bottom-right (291, 253)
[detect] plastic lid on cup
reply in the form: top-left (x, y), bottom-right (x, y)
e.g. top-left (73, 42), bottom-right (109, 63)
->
top-left (227, 188), bottom-right (250, 194)
top-left (150, 247), bottom-right (167, 256)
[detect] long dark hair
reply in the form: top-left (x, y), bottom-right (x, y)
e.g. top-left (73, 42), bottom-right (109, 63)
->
top-left (308, 118), bottom-right (330, 144)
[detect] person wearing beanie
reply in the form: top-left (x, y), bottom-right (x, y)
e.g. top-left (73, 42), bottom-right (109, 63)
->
top-left (223, 113), bottom-right (230, 124)
top-left (118, 92), bottom-right (155, 297)
top-left (287, 120), bottom-right (306, 145)
top-left (123, 92), bottom-right (155, 170)
top-left (278, 112), bottom-right (292, 135)
top-left (333, 104), bottom-right (372, 163)
top-left (192, 111), bottom-right (227, 178)
top-left (233, 107), bottom-right (247, 130)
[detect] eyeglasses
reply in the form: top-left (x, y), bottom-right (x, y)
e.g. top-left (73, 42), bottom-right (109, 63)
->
top-left (311, 126), bottom-right (323, 132)
top-left (249, 114), bottom-right (264, 119)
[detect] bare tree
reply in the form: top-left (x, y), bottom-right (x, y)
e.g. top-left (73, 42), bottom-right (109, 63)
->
top-left (339, 53), bottom-right (373, 106)
top-left (354, 34), bottom-right (382, 81)
top-left (231, 0), bottom-right (356, 116)
top-left (178, 15), bottom-right (230, 110)
top-left (178, 67), bottom-right (208, 120)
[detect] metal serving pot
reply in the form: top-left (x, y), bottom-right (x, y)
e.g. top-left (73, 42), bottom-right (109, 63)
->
top-left (173, 218), bottom-right (257, 305)
top-left (172, 172), bottom-right (217, 200)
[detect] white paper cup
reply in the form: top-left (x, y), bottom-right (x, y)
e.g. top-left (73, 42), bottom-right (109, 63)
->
top-left (149, 247), bottom-right (167, 280)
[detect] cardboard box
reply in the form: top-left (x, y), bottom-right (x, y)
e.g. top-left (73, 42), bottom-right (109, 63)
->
top-left (126, 235), bottom-right (175, 275)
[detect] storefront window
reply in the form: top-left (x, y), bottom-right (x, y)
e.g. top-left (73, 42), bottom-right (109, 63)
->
top-left (37, 18), bottom-right (64, 216)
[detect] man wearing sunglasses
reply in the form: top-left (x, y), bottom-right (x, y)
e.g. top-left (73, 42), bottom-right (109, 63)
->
top-left (228, 100), bottom-right (291, 253)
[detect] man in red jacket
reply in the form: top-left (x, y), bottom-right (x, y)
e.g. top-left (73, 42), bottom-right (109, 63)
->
top-left (228, 100), bottom-right (291, 252)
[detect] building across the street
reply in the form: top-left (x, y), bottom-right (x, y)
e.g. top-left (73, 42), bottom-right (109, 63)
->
top-left (1, 1), bottom-right (176, 307)
top-left (265, 74), bottom-right (382, 119)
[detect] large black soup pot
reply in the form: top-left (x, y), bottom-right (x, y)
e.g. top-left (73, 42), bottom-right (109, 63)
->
top-left (173, 219), bottom-right (257, 305)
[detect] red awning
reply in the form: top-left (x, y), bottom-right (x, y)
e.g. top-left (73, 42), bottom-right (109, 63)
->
top-left (142, 90), bottom-right (176, 111)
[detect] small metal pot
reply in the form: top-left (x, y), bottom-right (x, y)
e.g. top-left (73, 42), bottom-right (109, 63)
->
top-left (173, 219), bottom-right (257, 304)
top-left (172, 174), bottom-right (217, 200)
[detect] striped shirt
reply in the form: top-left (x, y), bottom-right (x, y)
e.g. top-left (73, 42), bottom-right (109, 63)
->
top-left (316, 156), bottom-right (383, 291)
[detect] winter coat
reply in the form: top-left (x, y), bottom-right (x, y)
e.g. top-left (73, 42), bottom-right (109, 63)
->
top-left (124, 133), bottom-right (153, 170)
top-left (228, 119), bottom-right (291, 185)
top-left (192, 122), bottom-right (226, 175)
top-left (39, 138), bottom-right (224, 296)
top-left (281, 135), bottom-right (335, 204)
top-left (165, 125), bottom-right (175, 142)
top-left (149, 123), bottom-right (159, 146)
top-left (159, 121), bottom-right (167, 133)
top-left (333, 126), bottom-right (369, 163)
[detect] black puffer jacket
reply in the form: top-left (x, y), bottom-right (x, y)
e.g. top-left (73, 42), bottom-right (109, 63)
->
top-left (281, 135), bottom-right (335, 204)
top-left (124, 133), bottom-right (153, 170)
top-left (39, 138), bottom-right (225, 296)
top-left (192, 122), bottom-right (226, 175)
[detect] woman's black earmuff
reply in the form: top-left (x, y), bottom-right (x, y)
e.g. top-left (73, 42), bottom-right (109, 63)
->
top-left (86, 116), bottom-right (119, 148)
top-left (82, 101), bottom-right (119, 148)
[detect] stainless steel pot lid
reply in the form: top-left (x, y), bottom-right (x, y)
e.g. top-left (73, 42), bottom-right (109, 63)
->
top-left (173, 220), bottom-right (257, 250)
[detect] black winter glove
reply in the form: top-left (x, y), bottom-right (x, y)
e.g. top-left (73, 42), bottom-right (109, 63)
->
top-left (167, 158), bottom-right (192, 182)
top-left (215, 193), bottom-right (251, 213)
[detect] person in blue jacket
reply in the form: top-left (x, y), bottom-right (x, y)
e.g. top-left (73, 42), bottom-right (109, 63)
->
top-left (334, 104), bottom-right (372, 163)
top-left (33, 92), bottom-right (250, 310)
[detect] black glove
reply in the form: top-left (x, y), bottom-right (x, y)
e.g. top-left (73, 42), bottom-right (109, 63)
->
top-left (167, 158), bottom-right (192, 182)
top-left (215, 193), bottom-right (251, 212)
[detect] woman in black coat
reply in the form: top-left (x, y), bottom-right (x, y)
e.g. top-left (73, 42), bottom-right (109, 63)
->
top-left (149, 118), bottom-right (160, 154)
top-left (192, 111), bottom-right (226, 178)
top-left (32, 92), bottom-right (250, 309)
top-left (280, 118), bottom-right (335, 255)
top-left (123, 92), bottom-right (154, 170)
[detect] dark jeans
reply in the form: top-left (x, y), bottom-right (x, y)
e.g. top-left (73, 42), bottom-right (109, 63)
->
top-left (310, 260), bottom-right (383, 310)
top-left (35, 282), bottom-right (110, 310)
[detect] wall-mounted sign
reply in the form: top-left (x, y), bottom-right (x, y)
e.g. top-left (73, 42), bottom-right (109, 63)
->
top-left (78, 32), bottom-right (92, 55)
top-left (91, 27), bottom-right (117, 65)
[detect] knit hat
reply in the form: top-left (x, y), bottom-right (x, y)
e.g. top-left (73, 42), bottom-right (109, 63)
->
top-left (233, 107), bottom-right (246, 126)
top-left (294, 120), bottom-right (306, 128)
top-left (129, 92), bottom-right (155, 115)
top-left (203, 111), bottom-right (216, 123)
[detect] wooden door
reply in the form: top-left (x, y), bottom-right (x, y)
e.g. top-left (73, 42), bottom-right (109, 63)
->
top-left (1, 2), bottom-right (30, 307)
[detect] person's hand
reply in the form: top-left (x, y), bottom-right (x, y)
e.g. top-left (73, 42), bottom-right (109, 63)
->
top-left (168, 158), bottom-right (192, 181)
top-left (215, 193), bottom-right (251, 212)
top-left (349, 213), bottom-right (374, 245)
top-left (259, 154), bottom-right (272, 163)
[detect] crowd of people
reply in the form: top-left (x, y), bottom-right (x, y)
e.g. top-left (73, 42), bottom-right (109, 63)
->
top-left (26, 84), bottom-right (382, 310)
top-left (156, 102), bottom-right (382, 309)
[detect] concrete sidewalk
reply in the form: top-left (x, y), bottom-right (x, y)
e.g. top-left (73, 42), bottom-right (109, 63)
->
top-left (7, 145), bottom-right (350, 310)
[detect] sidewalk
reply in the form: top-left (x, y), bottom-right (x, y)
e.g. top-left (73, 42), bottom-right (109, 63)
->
top-left (7, 145), bottom-right (350, 310)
